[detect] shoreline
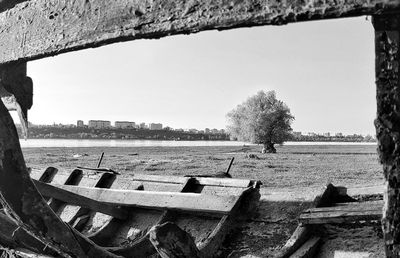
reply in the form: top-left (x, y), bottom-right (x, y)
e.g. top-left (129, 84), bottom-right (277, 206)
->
top-left (18, 138), bottom-right (377, 148)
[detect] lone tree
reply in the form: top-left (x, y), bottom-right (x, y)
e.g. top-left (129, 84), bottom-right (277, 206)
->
top-left (227, 90), bottom-right (294, 153)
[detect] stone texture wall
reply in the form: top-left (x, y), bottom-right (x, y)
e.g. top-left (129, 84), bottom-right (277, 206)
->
top-left (374, 14), bottom-right (400, 257)
top-left (0, 0), bottom-right (400, 64)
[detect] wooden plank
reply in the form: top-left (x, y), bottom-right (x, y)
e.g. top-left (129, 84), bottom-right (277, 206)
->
top-left (195, 178), bottom-right (251, 188)
top-left (149, 222), bottom-right (201, 258)
top-left (47, 169), bottom-right (83, 212)
top-left (288, 237), bottom-right (321, 258)
top-left (1, 0), bottom-right (399, 64)
top-left (307, 200), bottom-right (383, 213)
top-left (277, 226), bottom-right (312, 258)
top-left (34, 180), bottom-right (128, 220)
top-left (29, 167), bottom-right (57, 183)
top-left (198, 186), bottom-right (259, 256)
top-left (299, 209), bottom-right (382, 225)
top-left (67, 173), bottom-right (116, 228)
top-left (108, 177), bottom-right (198, 258)
top-left (129, 174), bottom-right (189, 185)
top-left (87, 177), bottom-right (145, 244)
top-left (278, 184), bottom-right (341, 258)
top-left (131, 174), bottom-right (252, 188)
top-left (57, 173), bottom-right (114, 223)
top-left (40, 183), bottom-right (241, 215)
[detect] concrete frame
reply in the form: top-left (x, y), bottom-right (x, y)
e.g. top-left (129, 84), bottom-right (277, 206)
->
top-left (1, 0), bottom-right (400, 256)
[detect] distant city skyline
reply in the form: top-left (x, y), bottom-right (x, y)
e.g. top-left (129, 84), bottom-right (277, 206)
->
top-left (26, 120), bottom-right (372, 137)
top-left (12, 16), bottom-right (376, 135)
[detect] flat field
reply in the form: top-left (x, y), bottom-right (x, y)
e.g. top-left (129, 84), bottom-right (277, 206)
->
top-left (21, 144), bottom-right (384, 257)
top-left (23, 144), bottom-right (383, 189)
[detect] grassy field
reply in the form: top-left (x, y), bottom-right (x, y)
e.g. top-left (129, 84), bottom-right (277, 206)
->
top-left (22, 144), bottom-right (383, 189)
top-left (21, 144), bottom-right (384, 257)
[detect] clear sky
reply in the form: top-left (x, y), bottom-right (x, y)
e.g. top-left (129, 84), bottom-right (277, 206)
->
top-left (20, 16), bottom-right (376, 135)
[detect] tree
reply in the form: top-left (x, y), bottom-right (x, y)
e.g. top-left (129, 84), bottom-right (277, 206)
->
top-left (226, 90), bottom-right (294, 153)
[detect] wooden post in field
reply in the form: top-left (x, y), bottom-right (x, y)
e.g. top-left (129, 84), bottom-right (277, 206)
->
top-left (373, 13), bottom-right (400, 257)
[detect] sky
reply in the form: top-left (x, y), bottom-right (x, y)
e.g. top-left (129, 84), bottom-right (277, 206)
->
top-left (17, 16), bottom-right (376, 135)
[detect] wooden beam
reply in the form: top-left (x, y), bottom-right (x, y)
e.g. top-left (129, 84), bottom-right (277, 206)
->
top-left (1, 0), bottom-right (400, 64)
top-left (288, 237), bottom-right (321, 258)
top-left (130, 174), bottom-right (252, 188)
top-left (299, 201), bottom-right (382, 225)
top-left (40, 183), bottom-right (241, 215)
top-left (34, 180), bottom-right (128, 220)
top-left (149, 222), bottom-right (201, 258)
top-left (277, 184), bottom-right (348, 258)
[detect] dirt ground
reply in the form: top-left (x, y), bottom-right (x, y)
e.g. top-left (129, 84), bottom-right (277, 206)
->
top-left (21, 144), bottom-right (384, 257)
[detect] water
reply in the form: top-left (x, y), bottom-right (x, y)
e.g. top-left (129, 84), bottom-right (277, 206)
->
top-left (18, 139), bottom-right (377, 148)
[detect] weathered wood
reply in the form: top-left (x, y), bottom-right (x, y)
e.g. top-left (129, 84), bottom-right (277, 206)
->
top-left (66, 173), bottom-right (116, 229)
top-left (278, 226), bottom-right (312, 258)
top-left (129, 174), bottom-right (255, 188)
top-left (278, 184), bottom-right (345, 258)
top-left (299, 201), bottom-right (382, 225)
top-left (0, 63), bottom-right (32, 138)
top-left (88, 177), bottom-right (145, 245)
top-left (0, 90), bottom-right (120, 257)
top-left (149, 222), bottom-right (201, 258)
top-left (288, 237), bottom-right (321, 258)
top-left (39, 183), bottom-right (241, 215)
top-left (104, 178), bottom-right (199, 258)
top-left (198, 186), bottom-right (259, 257)
top-left (2, 0), bottom-right (400, 65)
top-left (45, 169), bottom-right (83, 212)
top-left (57, 172), bottom-right (115, 223)
top-left (34, 180), bottom-right (128, 220)
top-left (373, 13), bottom-right (400, 257)
top-left (0, 208), bottom-right (56, 255)
top-left (308, 200), bottom-right (383, 212)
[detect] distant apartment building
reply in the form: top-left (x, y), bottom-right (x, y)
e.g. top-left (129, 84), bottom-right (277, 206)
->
top-left (307, 132), bottom-right (317, 137)
top-left (323, 132), bottom-right (331, 137)
top-left (149, 123), bottom-right (163, 130)
top-left (115, 121), bottom-right (135, 129)
top-left (77, 120), bottom-right (84, 127)
top-left (88, 120), bottom-right (111, 129)
top-left (139, 123), bottom-right (148, 129)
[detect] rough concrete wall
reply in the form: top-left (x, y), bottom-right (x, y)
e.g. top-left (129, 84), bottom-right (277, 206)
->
top-left (373, 14), bottom-right (400, 257)
top-left (0, 0), bottom-right (400, 64)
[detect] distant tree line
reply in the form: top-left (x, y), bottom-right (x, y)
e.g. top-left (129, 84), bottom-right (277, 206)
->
top-left (16, 126), bottom-right (230, 141)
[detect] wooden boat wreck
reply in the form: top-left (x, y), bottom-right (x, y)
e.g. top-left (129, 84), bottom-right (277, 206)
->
top-left (0, 166), bottom-right (260, 257)
top-left (278, 184), bottom-right (382, 258)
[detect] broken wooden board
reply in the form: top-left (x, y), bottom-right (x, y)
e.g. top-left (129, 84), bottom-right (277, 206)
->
top-left (288, 237), bottom-right (321, 258)
top-left (34, 180), bottom-right (128, 220)
top-left (149, 222), bottom-right (201, 258)
top-left (1, 0), bottom-right (400, 64)
top-left (277, 184), bottom-right (347, 258)
top-left (129, 174), bottom-right (252, 188)
top-left (299, 200), bottom-right (382, 225)
top-left (27, 167), bottom-right (260, 257)
top-left (36, 183), bottom-right (242, 216)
